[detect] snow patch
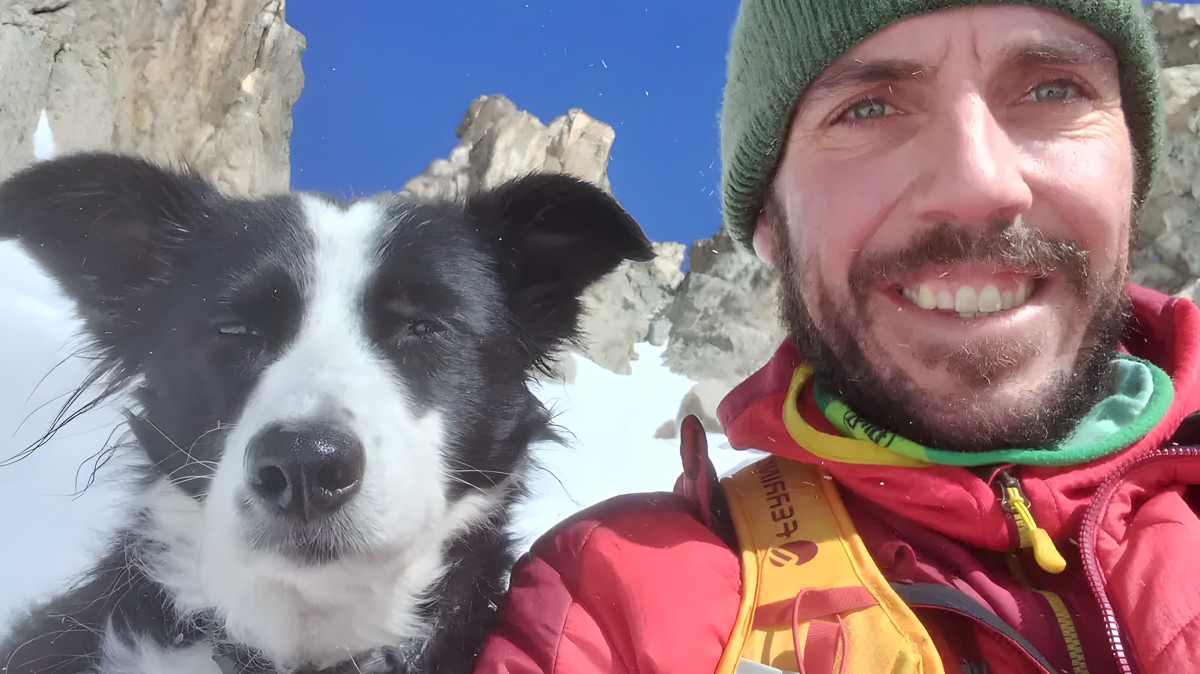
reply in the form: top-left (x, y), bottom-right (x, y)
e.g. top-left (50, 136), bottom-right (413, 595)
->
top-left (0, 243), bottom-right (135, 633)
top-left (32, 110), bottom-right (56, 161)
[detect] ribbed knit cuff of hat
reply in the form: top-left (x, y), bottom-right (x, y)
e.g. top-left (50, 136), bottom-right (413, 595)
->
top-left (718, 0), bottom-right (1163, 250)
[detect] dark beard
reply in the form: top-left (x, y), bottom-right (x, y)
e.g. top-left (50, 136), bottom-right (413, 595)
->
top-left (771, 208), bottom-right (1132, 453)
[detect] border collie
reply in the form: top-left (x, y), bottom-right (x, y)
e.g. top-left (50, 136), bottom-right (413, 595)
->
top-left (0, 152), bottom-right (654, 673)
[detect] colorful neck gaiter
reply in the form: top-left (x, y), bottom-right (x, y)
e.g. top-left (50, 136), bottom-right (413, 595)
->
top-left (781, 354), bottom-right (1173, 468)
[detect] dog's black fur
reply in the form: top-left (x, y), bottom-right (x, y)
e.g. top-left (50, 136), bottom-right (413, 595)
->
top-left (0, 152), bottom-right (653, 673)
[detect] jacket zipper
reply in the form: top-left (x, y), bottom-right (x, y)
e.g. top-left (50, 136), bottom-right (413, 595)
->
top-left (996, 469), bottom-right (1067, 574)
top-left (995, 468), bottom-right (1090, 674)
top-left (1078, 445), bottom-right (1200, 674)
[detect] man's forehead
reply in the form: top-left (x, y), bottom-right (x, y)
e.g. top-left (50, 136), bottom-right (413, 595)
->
top-left (801, 5), bottom-right (1118, 105)
top-left (841, 4), bottom-right (1114, 63)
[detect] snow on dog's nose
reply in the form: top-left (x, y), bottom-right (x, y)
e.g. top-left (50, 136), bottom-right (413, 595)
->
top-left (244, 422), bottom-right (365, 521)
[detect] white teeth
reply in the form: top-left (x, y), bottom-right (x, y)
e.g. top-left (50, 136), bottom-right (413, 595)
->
top-left (901, 280), bottom-right (1034, 315)
top-left (954, 286), bottom-right (979, 314)
top-left (977, 285), bottom-right (1002, 314)
top-left (916, 285), bottom-right (936, 310)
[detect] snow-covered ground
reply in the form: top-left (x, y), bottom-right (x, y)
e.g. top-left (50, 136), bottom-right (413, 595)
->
top-left (0, 239), bottom-right (762, 632)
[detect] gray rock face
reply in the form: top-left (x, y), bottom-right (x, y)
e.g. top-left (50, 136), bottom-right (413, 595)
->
top-left (1150, 2), bottom-right (1200, 68)
top-left (579, 241), bottom-right (686, 375)
top-left (661, 228), bottom-right (785, 385)
top-left (0, 0), bottom-right (305, 196)
top-left (1132, 65), bottom-right (1200, 295)
top-left (400, 94), bottom-right (687, 377)
top-left (399, 94), bottom-right (615, 204)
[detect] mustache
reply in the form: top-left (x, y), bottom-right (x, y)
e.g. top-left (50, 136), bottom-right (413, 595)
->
top-left (848, 219), bottom-right (1091, 294)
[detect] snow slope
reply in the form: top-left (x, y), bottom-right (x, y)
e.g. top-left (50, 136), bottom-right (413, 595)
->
top-left (0, 240), bottom-right (763, 631)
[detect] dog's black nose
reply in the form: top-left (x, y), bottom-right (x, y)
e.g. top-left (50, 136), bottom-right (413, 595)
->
top-left (244, 423), bottom-right (365, 520)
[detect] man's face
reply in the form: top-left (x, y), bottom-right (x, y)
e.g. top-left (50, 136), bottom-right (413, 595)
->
top-left (754, 6), bottom-right (1135, 451)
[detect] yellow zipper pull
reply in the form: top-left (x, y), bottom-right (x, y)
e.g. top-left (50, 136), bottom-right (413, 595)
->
top-left (999, 472), bottom-right (1067, 574)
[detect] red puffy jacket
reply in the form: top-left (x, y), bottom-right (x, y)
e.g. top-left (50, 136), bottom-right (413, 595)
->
top-left (473, 284), bottom-right (1200, 673)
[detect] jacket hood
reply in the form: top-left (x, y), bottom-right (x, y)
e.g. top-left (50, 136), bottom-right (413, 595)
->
top-left (716, 283), bottom-right (1200, 550)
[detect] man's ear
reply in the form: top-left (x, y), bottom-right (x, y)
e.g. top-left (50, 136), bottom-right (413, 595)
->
top-left (0, 152), bottom-right (211, 337)
top-left (467, 172), bottom-right (656, 359)
top-left (752, 210), bottom-right (776, 264)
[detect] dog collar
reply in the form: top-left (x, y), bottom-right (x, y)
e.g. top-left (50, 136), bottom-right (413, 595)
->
top-left (211, 641), bottom-right (410, 674)
top-left (211, 642), bottom-right (269, 674)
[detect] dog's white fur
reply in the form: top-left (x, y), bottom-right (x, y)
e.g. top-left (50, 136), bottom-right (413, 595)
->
top-left (100, 629), bottom-right (217, 674)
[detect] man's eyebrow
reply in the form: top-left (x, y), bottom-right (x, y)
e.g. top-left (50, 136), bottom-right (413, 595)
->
top-left (1000, 36), bottom-right (1116, 69)
top-left (801, 59), bottom-right (929, 109)
top-left (798, 37), bottom-right (1114, 112)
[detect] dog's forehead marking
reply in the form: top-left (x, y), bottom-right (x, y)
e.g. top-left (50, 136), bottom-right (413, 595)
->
top-left (298, 193), bottom-right (390, 297)
top-left (238, 193), bottom-right (395, 423)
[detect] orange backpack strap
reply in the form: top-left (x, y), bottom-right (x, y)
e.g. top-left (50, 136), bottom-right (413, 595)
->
top-left (714, 456), bottom-right (944, 674)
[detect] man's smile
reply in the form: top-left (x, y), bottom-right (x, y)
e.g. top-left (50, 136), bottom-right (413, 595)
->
top-left (887, 264), bottom-right (1041, 318)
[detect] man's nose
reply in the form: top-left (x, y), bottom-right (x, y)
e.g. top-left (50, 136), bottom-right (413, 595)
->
top-left (909, 93), bottom-right (1033, 226)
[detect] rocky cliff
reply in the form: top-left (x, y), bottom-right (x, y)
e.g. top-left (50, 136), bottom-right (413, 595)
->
top-left (0, 0), bottom-right (305, 196)
top-left (396, 93), bottom-right (689, 379)
top-left (1151, 1), bottom-right (1200, 68)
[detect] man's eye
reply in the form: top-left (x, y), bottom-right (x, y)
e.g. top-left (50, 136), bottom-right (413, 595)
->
top-left (1023, 80), bottom-right (1082, 103)
top-left (839, 97), bottom-right (896, 123)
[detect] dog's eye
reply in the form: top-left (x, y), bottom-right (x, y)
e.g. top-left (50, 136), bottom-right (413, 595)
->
top-left (217, 323), bottom-right (260, 338)
top-left (405, 319), bottom-right (445, 338)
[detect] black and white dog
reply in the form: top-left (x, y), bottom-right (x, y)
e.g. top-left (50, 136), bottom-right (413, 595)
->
top-left (0, 153), bottom-right (653, 673)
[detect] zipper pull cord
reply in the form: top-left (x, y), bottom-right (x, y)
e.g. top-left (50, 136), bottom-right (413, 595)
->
top-left (998, 471), bottom-right (1068, 574)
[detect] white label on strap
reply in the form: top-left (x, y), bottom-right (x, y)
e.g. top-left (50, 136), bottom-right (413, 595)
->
top-left (735, 658), bottom-right (797, 674)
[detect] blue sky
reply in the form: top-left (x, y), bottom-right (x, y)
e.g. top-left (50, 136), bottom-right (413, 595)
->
top-left (287, 2), bottom-right (739, 247)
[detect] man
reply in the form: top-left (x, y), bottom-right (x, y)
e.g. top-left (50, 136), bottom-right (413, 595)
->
top-left (472, 1), bottom-right (1200, 672)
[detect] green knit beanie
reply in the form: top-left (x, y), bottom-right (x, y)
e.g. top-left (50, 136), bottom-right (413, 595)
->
top-left (719, 0), bottom-right (1164, 249)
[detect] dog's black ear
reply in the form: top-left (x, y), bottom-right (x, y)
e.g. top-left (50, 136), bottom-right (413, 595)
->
top-left (0, 152), bottom-right (212, 333)
top-left (467, 172), bottom-right (656, 357)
